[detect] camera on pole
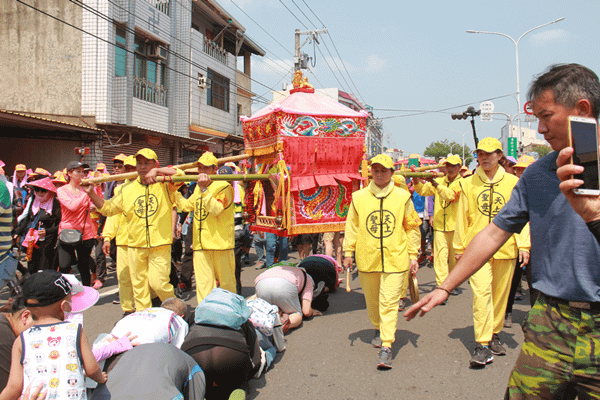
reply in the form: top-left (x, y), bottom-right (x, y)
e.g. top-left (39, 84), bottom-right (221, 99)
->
top-left (451, 106), bottom-right (481, 148)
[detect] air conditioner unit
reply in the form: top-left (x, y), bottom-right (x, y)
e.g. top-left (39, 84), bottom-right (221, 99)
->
top-left (148, 44), bottom-right (167, 60)
top-left (198, 77), bottom-right (210, 89)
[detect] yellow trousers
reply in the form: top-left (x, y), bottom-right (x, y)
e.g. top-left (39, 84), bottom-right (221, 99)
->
top-left (116, 245), bottom-right (134, 313)
top-left (359, 271), bottom-right (408, 348)
top-left (128, 245), bottom-right (174, 311)
top-left (433, 230), bottom-right (456, 286)
top-left (469, 258), bottom-right (516, 345)
top-left (193, 249), bottom-right (236, 303)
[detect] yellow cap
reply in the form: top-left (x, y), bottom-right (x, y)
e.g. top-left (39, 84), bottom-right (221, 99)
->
top-left (96, 163), bottom-right (106, 171)
top-left (113, 153), bottom-right (127, 162)
top-left (370, 154), bottom-right (394, 169)
top-left (197, 151), bottom-right (218, 167)
top-left (474, 137), bottom-right (502, 154)
top-left (135, 148), bottom-right (158, 161)
top-left (15, 164), bottom-right (26, 172)
top-left (52, 171), bottom-right (67, 185)
top-left (445, 154), bottom-right (462, 166)
top-left (31, 168), bottom-right (50, 177)
top-left (514, 155), bottom-right (535, 169)
top-left (124, 155), bottom-right (137, 167)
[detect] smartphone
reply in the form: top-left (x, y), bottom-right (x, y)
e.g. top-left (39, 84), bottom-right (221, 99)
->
top-left (568, 116), bottom-right (600, 195)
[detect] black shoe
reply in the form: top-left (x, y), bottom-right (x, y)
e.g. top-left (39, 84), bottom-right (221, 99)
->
top-left (470, 344), bottom-right (493, 367)
top-left (489, 333), bottom-right (507, 355)
top-left (377, 346), bottom-right (392, 370)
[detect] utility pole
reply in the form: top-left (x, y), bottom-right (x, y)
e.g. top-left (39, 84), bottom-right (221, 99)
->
top-left (294, 28), bottom-right (328, 72)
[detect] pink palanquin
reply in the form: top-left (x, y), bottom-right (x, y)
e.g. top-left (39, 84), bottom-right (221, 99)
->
top-left (241, 83), bottom-right (367, 236)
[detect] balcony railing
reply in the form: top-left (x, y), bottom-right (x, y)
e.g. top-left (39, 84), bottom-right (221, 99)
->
top-left (144, 0), bottom-right (170, 15)
top-left (203, 38), bottom-right (227, 65)
top-left (134, 76), bottom-right (167, 107)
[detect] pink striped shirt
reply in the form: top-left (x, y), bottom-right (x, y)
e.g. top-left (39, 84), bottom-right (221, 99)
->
top-left (254, 266), bottom-right (314, 302)
top-left (57, 186), bottom-right (97, 241)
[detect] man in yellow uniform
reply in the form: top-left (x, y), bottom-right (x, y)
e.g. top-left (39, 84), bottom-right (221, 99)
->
top-left (85, 149), bottom-right (183, 311)
top-left (452, 138), bottom-right (529, 368)
top-left (180, 152), bottom-right (235, 303)
top-left (343, 153), bottom-right (421, 370)
top-left (413, 155), bottom-right (463, 291)
top-left (101, 155), bottom-right (136, 314)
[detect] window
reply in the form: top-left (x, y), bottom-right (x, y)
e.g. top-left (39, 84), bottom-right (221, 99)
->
top-left (115, 26), bottom-right (126, 77)
top-left (133, 36), bottom-right (167, 106)
top-left (207, 69), bottom-right (229, 112)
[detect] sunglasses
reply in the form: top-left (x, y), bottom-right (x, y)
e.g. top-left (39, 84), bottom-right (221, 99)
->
top-left (33, 187), bottom-right (48, 193)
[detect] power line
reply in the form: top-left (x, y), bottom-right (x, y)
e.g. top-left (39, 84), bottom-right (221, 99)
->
top-left (376, 93), bottom-right (516, 119)
top-left (75, 0), bottom-right (292, 91)
top-left (228, 0), bottom-right (293, 57)
top-left (278, 0), bottom-right (309, 30)
top-left (289, 0), bottom-right (353, 96)
top-left (297, 0), bottom-right (367, 105)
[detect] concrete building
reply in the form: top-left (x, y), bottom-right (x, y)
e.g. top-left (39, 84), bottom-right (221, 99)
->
top-left (500, 123), bottom-right (547, 157)
top-left (0, 0), bottom-right (264, 172)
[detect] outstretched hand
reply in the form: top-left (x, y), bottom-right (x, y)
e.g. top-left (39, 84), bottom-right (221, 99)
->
top-left (403, 288), bottom-right (448, 321)
top-left (556, 147), bottom-right (600, 223)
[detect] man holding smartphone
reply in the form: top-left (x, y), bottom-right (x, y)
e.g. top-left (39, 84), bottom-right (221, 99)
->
top-left (405, 63), bottom-right (600, 399)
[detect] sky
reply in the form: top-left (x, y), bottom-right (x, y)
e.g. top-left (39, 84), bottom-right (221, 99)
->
top-left (221, 0), bottom-right (600, 159)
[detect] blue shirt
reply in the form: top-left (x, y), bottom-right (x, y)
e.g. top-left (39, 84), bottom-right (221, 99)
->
top-left (493, 151), bottom-right (600, 302)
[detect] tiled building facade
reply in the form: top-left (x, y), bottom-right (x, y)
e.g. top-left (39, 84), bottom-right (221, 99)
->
top-left (0, 0), bottom-right (264, 172)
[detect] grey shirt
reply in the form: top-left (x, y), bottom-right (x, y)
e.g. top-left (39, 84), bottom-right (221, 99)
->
top-left (493, 151), bottom-right (600, 302)
top-left (91, 343), bottom-right (205, 400)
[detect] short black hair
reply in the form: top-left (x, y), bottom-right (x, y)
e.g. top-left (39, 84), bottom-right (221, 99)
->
top-left (528, 64), bottom-right (600, 119)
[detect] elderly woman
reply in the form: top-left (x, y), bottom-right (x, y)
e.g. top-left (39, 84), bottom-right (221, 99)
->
top-left (56, 161), bottom-right (98, 286)
top-left (14, 178), bottom-right (61, 274)
top-left (254, 265), bottom-right (321, 330)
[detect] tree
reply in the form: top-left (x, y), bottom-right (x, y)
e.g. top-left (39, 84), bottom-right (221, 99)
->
top-left (424, 139), bottom-right (473, 166)
top-left (530, 145), bottom-right (552, 159)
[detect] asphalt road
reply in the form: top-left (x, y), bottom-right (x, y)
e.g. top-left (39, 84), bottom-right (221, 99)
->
top-left (2, 250), bottom-right (531, 400)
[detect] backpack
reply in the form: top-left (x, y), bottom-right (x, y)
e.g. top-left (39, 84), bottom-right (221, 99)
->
top-left (194, 288), bottom-right (252, 330)
top-left (247, 298), bottom-right (278, 337)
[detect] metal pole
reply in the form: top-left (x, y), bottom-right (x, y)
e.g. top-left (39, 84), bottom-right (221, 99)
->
top-left (467, 17), bottom-right (564, 154)
top-left (294, 29), bottom-right (300, 72)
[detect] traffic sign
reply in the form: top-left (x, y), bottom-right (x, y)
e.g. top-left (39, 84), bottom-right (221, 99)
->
top-left (524, 101), bottom-right (533, 115)
top-left (480, 101), bottom-right (494, 113)
top-left (507, 137), bottom-right (518, 158)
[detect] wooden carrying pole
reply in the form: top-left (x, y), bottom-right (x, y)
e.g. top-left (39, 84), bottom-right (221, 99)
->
top-left (408, 163), bottom-right (445, 172)
top-left (369, 172), bottom-right (444, 178)
top-left (82, 153), bottom-right (251, 185)
top-left (154, 174), bottom-right (270, 183)
top-left (395, 172), bottom-right (444, 178)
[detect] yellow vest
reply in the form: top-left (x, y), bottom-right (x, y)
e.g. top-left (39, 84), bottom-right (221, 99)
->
top-left (180, 181), bottom-right (234, 250)
top-left (453, 166), bottom-right (520, 259)
top-left (414, 175), bottom-right (462, 232)
top-left (100, 174), bottom-right (182, 249)
top-left (343, 181), bottom-right (421, 273)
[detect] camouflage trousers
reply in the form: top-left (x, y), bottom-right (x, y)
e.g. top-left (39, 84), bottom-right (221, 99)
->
top-left (506, 293), bottom-right (600, 399)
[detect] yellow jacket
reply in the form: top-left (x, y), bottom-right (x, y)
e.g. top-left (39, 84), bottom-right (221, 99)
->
top-left (101, 184), bottom-right (128, 246)
top-left (414, 175), bottom-right (462, 232)
top-left (99, 173), bottom-right (183, 249)
top-left (453, 166), bottom-right (522, 259)
top-left (179, 181), bottom-right (234, 251)
top-left (343, 180), bottom-right (421, 273)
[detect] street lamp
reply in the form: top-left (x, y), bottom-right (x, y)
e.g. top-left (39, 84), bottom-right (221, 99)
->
top-left (467, 17), bottom-right (564, 154)
top-left (446, 128), bottom-right (468, 163)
